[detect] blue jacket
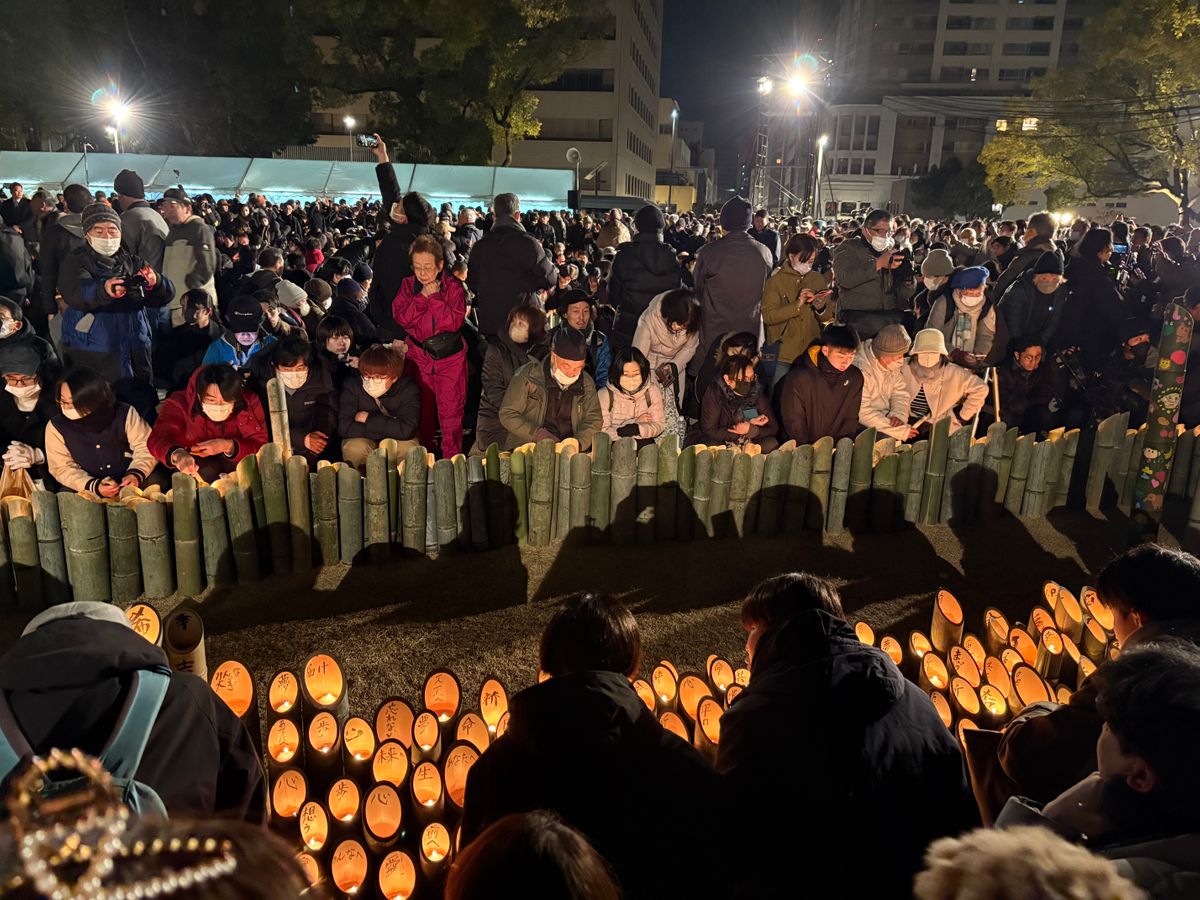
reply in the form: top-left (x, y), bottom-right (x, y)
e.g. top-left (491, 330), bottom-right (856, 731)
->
top-left (202, 331), bottom-right (276, 370)
top-left (57, 245), bottom-right (173, 380)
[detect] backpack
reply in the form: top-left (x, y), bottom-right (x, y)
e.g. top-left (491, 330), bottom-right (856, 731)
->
top-left (0, 667), bottom-right (172, 817)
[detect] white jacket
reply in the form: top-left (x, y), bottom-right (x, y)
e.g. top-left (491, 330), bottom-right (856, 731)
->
top-left (632, 291), bottom-right (700, 402)
top-left (902, 360), bottom-right (988, 434)
top-left (853, 341), bottom-right (912, 442)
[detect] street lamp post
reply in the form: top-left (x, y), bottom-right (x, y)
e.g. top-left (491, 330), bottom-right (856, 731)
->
top-left (344, 116), bottom-right (356, 162)
top-left (105, 126), bottom-right (120, 155)
top-left (668, 107), bottom-right (679, 212)
top-left (813, 134), bottom-right (828, 218)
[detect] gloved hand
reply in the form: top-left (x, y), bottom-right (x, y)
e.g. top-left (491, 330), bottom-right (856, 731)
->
top-left (616, 424), bottom-right (641, 438)
top-left (3, 442), bottom-right (42, 470)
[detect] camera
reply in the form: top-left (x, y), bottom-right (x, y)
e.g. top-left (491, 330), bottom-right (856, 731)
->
top-left (119, 274), bottom-right (149, 300)
top-left (354, 134), bottom-right (378, 148)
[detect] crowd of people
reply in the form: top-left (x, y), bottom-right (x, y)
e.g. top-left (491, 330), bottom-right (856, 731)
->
top-left (0, 134), bottom-right (1194, 495)
top-left (0, 544), bottom-right (1198, 897)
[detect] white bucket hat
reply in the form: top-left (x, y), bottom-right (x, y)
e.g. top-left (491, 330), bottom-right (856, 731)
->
top-left (909, 328), bottom-right (948, 357)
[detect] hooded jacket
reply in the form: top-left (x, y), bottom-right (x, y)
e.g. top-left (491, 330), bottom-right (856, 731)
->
top-left (147, 366), bottom-right (268, 467)
top-left (690, 231), bottom-right (772, 375)
top-left (761, 263), bottom-right (834, 366)
top-left (902, 358), bottom-right (988, 433)
top-left (631, 291), bottom-right (699, 407)
top-left (337, 369), bottom-right (421, 444)
top-left (717, 609), bottom-right (977, 898)
top-left (0, 602), bottom-right (265, 822)
top-left (475, 333), bottom-right (548, 452)
top-left (1059, 255), bottom-right (1125, 372)
top-left (201, 330), bottom-right (276, 370)
top-left (498, 356), bottom-right (602, 451)
top-left (37, 212), bottom-right (86, 317)
top-left (991, 237), bottom-right (1058, 301)
top-left (689, 378), bottom-right (777, 449)
top-left (597, 378), bottom-right (665, 440)
top-left (391, 274), bottom-right (467, 348)
top-left (608, 233), bottom-right (682, 349)
top-left (118, 201), bottom-right (168, 271)
top-left (780, 345), bottom-right (865, 445)
top-left (467, 216), bottom-right (557, 336)
top-left (162, 215), bottom-right (218, 308)
top-left (997, 269), bottom-right (1067, 349)
top-left (461, 671), bottom-right (731, 900)
top-left (853, 340), bottom-right (913, 442)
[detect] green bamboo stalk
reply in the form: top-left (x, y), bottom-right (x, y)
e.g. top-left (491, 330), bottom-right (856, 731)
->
top-left (757, 449), bottom-right (789, 537)
top-left (467, 455), bottom-right (489, 550)
top-left (7, 500), bottom-right (41, 610)
top-left (1004, 434), bottom-right (1036, 517)
top-left (485, 444), bottom-right (506, 549)
top-left (401, 445), bottom-right (427, 553)
top-left (784, 445), bottom-right (813, 533)
top-left (32, 489), bottom-right (69, 605)
top-left (265, 376), bottom-right (292, 458)
top-left (452, 454), bottom-right (468, 543)
top-left (870, 440), bottom-right (898, 532)
top-left (285, 456), bottom-right (312, 572)
top-left (744, 451), bottom-right (767, 534)
top-left (726, 450), bottom-right (751, 538)
top-left (826, 437), bottom-right (854, 534)
top-left (134, 498), bottom-right (174, 598)
top-left (380, 439), bottom-right (402, 543)
top-left (608, 437), bottom-right (637, 545)
top-left (635, 442), bottom-right (658, 545)
top-left (655, 434), bottom-right (678, 542)
top-left (846, 427), bottom-right (876, 531)
top-left (311, 466), bottom-right (338, 566)
top-left (500, 451), bottom-right (514, 542)
top-left (996, 426), bottom-right (1019, 505)
top-left (1084, 414), bottom-right (1125, 511)
top-left (556, 444), bottom-right (578, 541)
top-left (196, 486), bottom-right (232, 588)
top-left (1169, 426), bottom-right (1193, 499)
top-left (569, 451), bottom-right (591, 535)
top-left (224, 484), bottom-right (262, 581)
top-left (529, 439), bottom-right (556, 547)
top-left (433, 458), bottom-right (457, 549)
top-left (1119, 426), bottom-right (1146, 516)
top-left (236, 453), bottom-right (267, 568)
top-left (338, 463), bottom-right (364, 562)
top-left (937, 424), bottom-right (970, 525)
top-left (904, 440), bottom-right (929, 523)
top-left (1022, 439), bottom-right (1055, 518)
top-left (805, 438), bottom-right (834, 531)
top-left (978, 422), bottom-right (1008, 521)
top-left (920, 417), bottom-right (952, 526)
top-left (964, 439), bottom-right (986, 523)
top-left (510, 448), bottom-right (528, 544)
top-left (366, 449), bottom-right (391, 562)
top-left (589, 432), bottom-right (612, 542)
top-left (894, 444), bottom-right (913, 526)
top-left (1111, 427), bottom-right (1137, 513)
top-left (709, 448), bottom-right (735, 538)
top-left (425, 473), bottom-right (437, 553)
top-left (259, 443), bottom-right (290, 575)
top-left (169, 475), bottom-right (202, 597)
top-left (675, 444), bottom-right (697, 541)
top-left (0, 509), bottom-right (15, 611)
top-left (692, 446), bottom-right (714, 536)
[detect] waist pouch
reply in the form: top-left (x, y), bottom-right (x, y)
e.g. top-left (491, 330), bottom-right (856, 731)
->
top-left (418, 331), bottom-right (464, 359)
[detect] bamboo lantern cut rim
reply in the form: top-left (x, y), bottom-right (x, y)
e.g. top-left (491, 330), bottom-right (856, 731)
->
top-left (328, 778), bottom-right (361, 823)
top-left (1001, 648), bottom-right (1024, 673)
top-left (299, 801), bottom-right (329, 851)
top-left (678, 673), bottom-right (712, 721)
top-left (478, 677), bottom-right (508, 732)
top-left (984, 608), bottom-right (1010, 646)
top-left (268, 718), bottom-right (301, 765)
top-left (632, 679), bottom-right (656, 712)
top-left (659, 711), bottom-right (688, 741)
top-left (412, 761), bottom-right (442, 807)
top-left (343, 716), bottom-right (376, 762)
top-left (302, 653), bottom-right (345, 709)
top-left (1063, 632), bottom-right (1082, 663)
top-left (879, 636), bottom-right (903, 667)
top-left (165, 607), bottom-right (203, 654)
top-left (929, 691), bottom-right (952, 729)
top-left (421, 823), bottom-right (452, 863)
top-left (125, 604), bottom-right (161, 646)
top-left (956, 718), bottom-right (978, 744)
top-left (375, 698), bottom-right (416, 747)
top-left (268, 670), bottom-right (300, 715)
top-left (378, 850), bottom-right (417, 900)
top-left (1029, 607), bottom-right (1054, 641)
top-left (1043, 580), bottom-right (1061, 611)
top-left (412, 712), bottom-right (440, 752)
top-left (949, 646), bottom-right (982, 689)
top-left (1082, 586), bottom-right (1114, 632)
top-left (1012, 663), bottom-right (1052, 708)
top-left (331, 839), bottom-right (369, 894)
top-left (271, 769), bottom-right (306, 819)
top-left (455, 712), bottom-right (491, 753)
top-left (1040, 627), bottom-right (1064, 657)
top-left (365, 783), bottom-right (403, 842)
top-left (1057, 587), bottom-right (1083, 628)
top-left (980, 683), bottom-right (1008, 718)
top-left (724, 683), bottom-right (744, 707)
top-left (1079, 656), bottom-right (1098, 685)
top-left (372, 740), bottom-right (410, 788)
top-left (962, 634), bottom-right (986, 670)
top-left (909, 631), bottom-right (933, 659)
top-left (922, 653), bottom-right (949, 691)
top-left (296, 852), bottom-right (321, 887)
top-left (210, 661), bottom-right (254, 718)
top-left (443, 741), bottom-right (480, 808)
top-left (708, 658), bottom-right (735, 692)
top-left (308, 712), bottom-right (339, 754)
top-left (950, 677), bottom-right (980, 716)
top-left (659, 658), bottom-right (680, 681)
top-left (984, 658), bottom-right (1013, 701)
top-left (496, 711), bottom-right (511, 737)
top-left (697, 696), bottom-right (722, 745)
top-left (936, 589), bottom-right (963, 626)
top-left (423, 669), bottom-right (462, 723)
top-left (854, 621), bottom-right (875, 646)
top-left (1009, 628), bottom-right (1038, 666)
top-left (733, 668), bottom-right (751, 686)
top-left (1056, 685), bottom-right (1073, 704)
top-left (651, 665), bottom-right (678, 705)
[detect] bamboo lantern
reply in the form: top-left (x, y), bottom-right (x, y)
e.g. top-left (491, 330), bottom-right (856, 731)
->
top-left (962, 634), bottom-right (986, 670)
top-left (296, 852), bottom-right (322, 889)
top-left (707, 657), bottom-right (735, 694)
top-left (1009, 663), bottom-right (1052, 715)
top-left (328, 778), bottom-right (362, 839)
top-left (424, 669), bottom-right (462, 724)
top-left (375, 698), bottom-right (416, 748)
top-left (537, 670), bottom-right (551, 684)
top-left (342, 717), bottom-right (376, 782)
top-left (1001, 648), bottom-right (1025, 673)
top-left (693, 696), bottom-right (722, 760)
top-left (957, 718), bottom-right (978, 745)
top-left (1059, 632), bottom-right (1082, 688)
top-left (906, 631), bottom-right (933, 680)
top-left (364, 783), bottom-right (404, 856)
top-left (633, 679), bottom-right (656, 713)
top-left (307, 712), bottom-right (342, 790)
top-left (268, 670), bottom-right (301, 721)
top-left (983, 608), bottom-right (1010, 657)
top-left (659, 658), bottom-right (680, 680)
top-left (125, 603), bottom-right (161, 646)
top-left (929, 691), bottom-right (952, 730)
top-left (377, 850), bottom-right (417, 900)
top-left (659, 711), bottom-right (689, 741)
top-left (1028, 606), bottom-right (1055, 643)
top-left (372, 740), bottom-right (410, 790)
top-left (678, 674), bottom-right (712, 723)
top-left (1054, 587), bottom-right (1085, 643)
top-left (478, 677), bottom-right (508, 734)
top-left (301, 653), bottom-right (349, 723)
top-left (984, 657), bottom-right (1013, 703)
top-left (950, 677), bottom-right (980, 720)
top-left (1077, 656), bottom-right (1098, 689)
top-left (1082, 617), bottom-right (1110, 663)
top-left (270, 768), bottom-right (308, 828)
top-left (1035, 627), bottom-right (1064, 680)
top-left (455, 713), bottom-right (490, 753)
top-left (978, 684), bottom-right (1009, 727)
top-left (419, 822), bottom-right (452, 883)
top-left (930, 589), bottom-right (964, 653)
top-left (879, 635), bottom-right (903, 667)
top-left (164, 606), bottom-right (207, 680)
top-left (734, 668), bottom-right (750, 687)
top-left (949, 646), bottom-right (982, 689)
top-left (299, 800), bottom-right (330, 853)
top-left (1081, 586), bottom-right (1115, 633)
top-left (330, 839), bottom-right (370, 897)
top-left (1108, 643), bottom-right (1119, 662)
top-left (1008, 627), bottom-right (1038, 666)
top-left (919, 653), bottom-right (950, 693)
top-left (411, 712), bottom-right (442, 764)
top-left (651, 664), bottom-right (678, 713)
top-left (267, 718), bottom-right (302, 773)
top-left (443, 741), bottom-right (480, 815)
top-left (210, 660), bottom-right (260, 756)
top-left (725, 684), bottom-right (744, 708)
top-left (1042, 580), bottom-right (1060, 611)
top-left (854, 621), bottom-right (875, 646)
top-left (1056, 685), bottom-right (1074, 704)
top-left (495, 711), bottom-right (510, 737)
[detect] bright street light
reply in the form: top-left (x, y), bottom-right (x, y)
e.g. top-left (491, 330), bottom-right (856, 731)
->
top-left (757, 77), bottom-right (774, 96)
top-left (818, 134), bottom-right (829, 147)
top-left (343, 116), bottom-right (356, 129)
top-left (344, 116), bottom-right (357, 161)
top-left (785, 75), bottom-right (807, 97)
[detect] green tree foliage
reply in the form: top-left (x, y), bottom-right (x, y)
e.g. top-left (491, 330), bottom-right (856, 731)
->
top-left (910, 157), bottom-right (995, 218)
top-left (979, 0), bottom-right (1200, 209)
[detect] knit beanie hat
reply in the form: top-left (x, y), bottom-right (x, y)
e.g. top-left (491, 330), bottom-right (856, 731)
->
top-left (551, 327), bottom-right (588, 362)
top-left (920, 249), bottom-right (954, 278)
top-left (352, 262), bottom-right (373, 283)
top-left (719, 196), bottom-right (754, 232)
top-left (873, 324), bottom-right (912, 356)
top-left (113, 169), bottom-right (145, 200)
top-left (634, 204), bottom-right (666, 234)
top-left (950, 266), bottom-right (989, 290)
top-left (81, 203), bottom-right (121, 234)
top-left (1033, 251), bottom-right (1065, 276)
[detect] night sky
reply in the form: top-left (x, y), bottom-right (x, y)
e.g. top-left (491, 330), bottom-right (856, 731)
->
top-left (661, 0), bottom-right (840, 189)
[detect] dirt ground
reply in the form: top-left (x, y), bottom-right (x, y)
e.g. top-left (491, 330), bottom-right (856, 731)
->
top-left (0, 507), bottom-right (1139, 723)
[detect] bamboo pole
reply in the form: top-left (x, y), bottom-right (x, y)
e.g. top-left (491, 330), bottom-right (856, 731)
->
top-left (171, 474), bottom-right (203, 598)
top-left (635, 442), bottom-right (658, 545)
top-left (846, 427), bottom-right (876, 531)
top-left (59, 493), bottom-right (113, 603)
top-left (826, 437), bottom-right (854, 534)
top-left (1004, 435), bottom-right (1036, 517)
top-left (266, 377), bottom-right (292, 458)
top-left (134, 497), bottom-right (174, 598)
top-left (904, 440), bottom-right (929, 523)
top-left (365, 450), bottom-right (391, 561)
top-left (424, 464), bottom-right (438, 554)
top-left (499, 450), bottom-right (513, 536)
top-left (939, 424), bottom-right (971, 525)
top-left (224, 484), bottom-right (262, 581)
top-left (556, 443), bottom-right (578, 541)
top-left (692, 447), bottom-right (713, 537)
top-left (1042, 428), bottom-right (1066, 511)
top-left (0, 508), bottom-right (15, 611)
top-left (451, 453), bottom-right (468, 544)
top-left (529, 439), bottom-right (556, 547)
top-left (870, 439), bottom-right (899, 532)
top-left (589, 433), bottom-right (612, 542)
top-left (1113, 426), bottom-right (1139, 514)
top-left (977, 422), bottom-right (1007, 521)
top-left (311, 466), bottom-right (338, 566)
top-left (609, 437), bottom-right (638, 545)
top-left (806, 437), bottom-right (834, 531)
top-left (709, 448), bottom-right (735, 538)
top-left (920, 417), bottom-right (952, 525)
top-left (236, 453), bottom-right (267, 567)
top-left (6, 499), bottom-right (41, 610)
top-left (757, 448), bottom-right (789, 537)
top-left (996, 426), bottom-right (1019, 506)
top-left (337, 464), bottom-right (364, 563)
top-left (433, 459), bottom-right (457, 550)
top-left (32, 489), bottom-right (69, 605)
top-left (379, 439), bottom-right (402, 543)
top-left (895, 444), bottom-right (913, 525)
top-left (784, 445), bottom-right (813, 533)
top-left (508, 448), bottom-right (527, 545)
top-left (728, 450), bottom-right (752, 538)
top-left (569, 451), bottom-right (591, 535)
top-left (743, 451), bottom-right (767, 534)
top-left (1021, 439), bottom-right (1055, 518)
top-left (655, 434), bottom-right (678, 542)
top-left (963, 439), bottom-right (985, 524)
top-left (282, 456), bottom-right (311, 572)
top-left (1084, 413), bottom-right (1125, 511)
top-left (485, 444), bottom-right (506, 549)
top-left (400, 446), bottom-right (426, 553)
top-left (466, 455), bottom-right (489, 551)
top-left (675, 444), bottom-right (696, 541)
top-left (259, 443), bottom-right (290, 575)
top-left (198, 486), bottom-right (234, 588)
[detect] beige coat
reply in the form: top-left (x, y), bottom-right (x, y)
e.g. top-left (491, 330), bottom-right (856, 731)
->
top-left (761, 264), bottom-right (833, 365)
top-left (632, 292), bottom-right (699, 402)
top-left (901, 360), bottom-right (988, 433)
top-left (597, 381), bottom-right (665, 440)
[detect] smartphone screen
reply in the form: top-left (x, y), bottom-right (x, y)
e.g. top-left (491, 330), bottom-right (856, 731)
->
top-left (355, 134), bottom-right (378, 148)
top-left (743, 408), bottom-right (758, 422)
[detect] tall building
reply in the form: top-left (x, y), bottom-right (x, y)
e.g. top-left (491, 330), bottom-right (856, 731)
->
top-left (652, 98), bottom-right (694, 211)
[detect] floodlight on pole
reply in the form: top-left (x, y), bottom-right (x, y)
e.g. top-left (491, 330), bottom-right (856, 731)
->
top-left (786, 75), bottom-right (807, 97)
top-left (104, 125), bottom-right (120, 155)
top-left (757, 77), bottom-right (773, 96)
top-left (344, 115), bottom-right (357, 161)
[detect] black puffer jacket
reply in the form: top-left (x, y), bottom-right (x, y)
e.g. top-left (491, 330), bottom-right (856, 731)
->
top-left (717, 609), bottom-right (978, 898)
top-left (475, 332), bottom-right (548, 452)
top-left (1058, 255), bottom-right (1125, 372)
top-left (337, 370), bottom-right (420, 443)
top-left (462, 671), bottom-right (732, 900)
top-left (608, 233), bottom-right (682, 350)
top-left (467, 218), bottom-right (557, 336)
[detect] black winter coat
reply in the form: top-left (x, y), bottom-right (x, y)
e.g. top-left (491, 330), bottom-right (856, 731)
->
top-left (462, 671), bottom-right (732, 900)
top-left (475, 333), bottom-right (548, 452)
top-left (467, 219), bottom-right (557, 336)
top-left (608, 233), bottom-right (682, 350)
top-left (37, 214), bottom-right (86, 319)
top-left (779, 346), bottom-right (864, 445)
top-left (0, 226), bottom-right (33, 303)
top-left (0, 384), bottom-right (58, 486)
top-left (327, 296), bottom-right (379, 351)
top-left (0, 608), bottom-right (265, 822)
top-left (337, 371), bottom-right (420, 443)
top-left (249, 352), bottom-right (339, 464)
top-left (1059, 256), bottom-right (1125, 372)
top-left (717, 610), bottom-right (978, 898)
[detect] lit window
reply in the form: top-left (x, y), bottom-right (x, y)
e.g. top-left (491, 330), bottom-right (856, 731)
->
top-left (995, 119), bottom-right (1008, 132)
top-left (1021, 117), bottom-right (1039, 132)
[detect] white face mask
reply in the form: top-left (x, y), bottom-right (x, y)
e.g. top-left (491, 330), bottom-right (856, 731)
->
top-left (955, 289), bottom-right (986, 311)
top-left (87, 234), bottom-right (122, 257)
top-left (870, 235), bottom-right (893, 253)
top-left (0, 321), bottom-right (18, 339)
top-left (278, 370), bottom-right (309, 390)
top-left (363, 377), bottom-right (390, 398)
top-left (791, 260), bottom-right (812, 275)
top-left (552, 366), bottom-right (580, 389)
top-left (619, 375), bottom-right (642, 393)
top-left (202, 402), bottom-right (234, 422)
top-left (923, 276), bottom-right (946, 292)
top-left (916, 352), bottom-right (942, 369)
top-left (62, 407), bottom-right (83, 420)
top-left (5, 383), bottom-right (39, 404)
top-left (509, 324), bottom-right (530, 344)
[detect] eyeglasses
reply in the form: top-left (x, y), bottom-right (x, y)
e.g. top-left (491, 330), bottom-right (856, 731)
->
top-left (3, 374), bottom-right (37, 387)
top-left (866, 225), bottom-right (892, 237)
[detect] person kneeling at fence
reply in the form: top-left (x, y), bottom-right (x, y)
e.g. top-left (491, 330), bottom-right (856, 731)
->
top-left (597, 346), bottom-right (664, 447)
top-left (498, 328), bottom-right (603, 452)
top-left (44, 367), bottom-right (159, 496)
top-left (460, 593), bottom-right (731, 900)
top-left (251, 335), bottom-right (338, 466)
top-left (778, 323), bottom-right (864, 446)
top-left (338, 343), bottom-right (420, 469)
top-left (903, 328), bottom-right (988, 438)
top-left (0, 343), bottom-right (59, 488)
top-left (148, 363), bottom-right (268, 481)
top-left (688, 353), bottom-right (778, 452)
top-left (717, 573), bottom-right (978, 899)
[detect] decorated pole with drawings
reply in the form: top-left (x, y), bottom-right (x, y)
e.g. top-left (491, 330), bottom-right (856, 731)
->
top-left (1131, 302), bottom-right (1193, 545)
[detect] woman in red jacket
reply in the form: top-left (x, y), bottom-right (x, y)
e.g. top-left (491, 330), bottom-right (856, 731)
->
top-left (392, 234), bottom-right (468, 457)
top-left (148, 363), bottom-right (268, 481)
